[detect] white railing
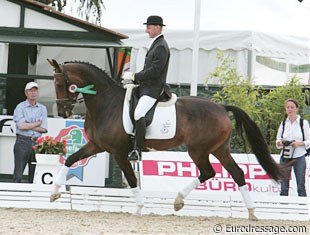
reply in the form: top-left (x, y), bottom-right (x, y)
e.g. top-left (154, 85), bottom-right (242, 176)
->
top-left (0, 183), bottom-right (308, 221)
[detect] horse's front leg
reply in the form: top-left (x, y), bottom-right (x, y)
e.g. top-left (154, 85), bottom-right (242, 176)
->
top-left (113, 153), bottom-right (144, 215)
top-left (131, 186), bottom-right (144, 216)
top-left (50, 142), bottom-right (101, 202)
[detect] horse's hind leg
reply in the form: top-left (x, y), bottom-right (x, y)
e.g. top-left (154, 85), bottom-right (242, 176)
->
top-left (213, 147), bottom-right (258, 221)
top-left (174, 151), bottom-right (215, 211)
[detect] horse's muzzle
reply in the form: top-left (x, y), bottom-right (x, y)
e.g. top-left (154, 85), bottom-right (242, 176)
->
top-left (57, 102), bottom-right (73, 118)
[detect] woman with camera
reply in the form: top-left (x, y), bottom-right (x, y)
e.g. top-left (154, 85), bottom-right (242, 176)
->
top-left (276, 98), bottom-right (309, 197)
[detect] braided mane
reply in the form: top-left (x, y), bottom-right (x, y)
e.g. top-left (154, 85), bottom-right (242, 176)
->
top-left (64, 61), bottom-right (119, 86)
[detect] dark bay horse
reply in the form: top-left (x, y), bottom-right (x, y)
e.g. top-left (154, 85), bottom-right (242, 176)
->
top-left (48, 59), bottom-right (280, 220)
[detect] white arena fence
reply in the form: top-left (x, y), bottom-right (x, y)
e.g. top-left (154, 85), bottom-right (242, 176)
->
top-left (0, 183), bottom-right (308, 221)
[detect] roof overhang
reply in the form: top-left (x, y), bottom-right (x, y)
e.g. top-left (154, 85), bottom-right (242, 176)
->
top-left (0, 27), bottom-right (128, 48)
top-left (7, 0), bottom-right (128, 40)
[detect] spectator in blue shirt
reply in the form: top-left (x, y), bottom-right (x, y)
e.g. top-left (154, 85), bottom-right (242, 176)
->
top-left (13, 82), bottom-right (48, 183)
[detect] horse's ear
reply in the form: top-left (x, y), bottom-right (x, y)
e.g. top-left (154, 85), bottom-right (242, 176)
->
top-left (47, 58), bottom-right (62, 73)
top-left (47, 58), bottom-right (53, 67)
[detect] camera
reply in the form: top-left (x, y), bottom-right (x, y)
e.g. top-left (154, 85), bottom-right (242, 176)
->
top-left (282, 140), bottom-right (293, 146)
top-left (281, 140), bottom-right (295, 158)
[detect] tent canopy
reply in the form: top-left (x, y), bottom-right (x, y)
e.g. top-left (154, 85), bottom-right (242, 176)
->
top-left (105, 0), bottom-right (310, 86)
top-left (119, 29), bottom-right (310, 60)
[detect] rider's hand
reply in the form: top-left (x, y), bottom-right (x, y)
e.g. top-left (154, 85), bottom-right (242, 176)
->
top-left (122, 79), bottom-right (134, 85)
top-left (122, 71), bottom-right (135, 80)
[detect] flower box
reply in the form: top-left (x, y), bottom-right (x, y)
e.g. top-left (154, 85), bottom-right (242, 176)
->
top-left (33, 136), bottom-right (67, 155)
top-left (35, 154), bottom-right (61, 165)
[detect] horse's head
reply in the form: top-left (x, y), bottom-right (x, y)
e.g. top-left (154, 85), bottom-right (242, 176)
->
top-left (48, 59), bottom-right (81, 118)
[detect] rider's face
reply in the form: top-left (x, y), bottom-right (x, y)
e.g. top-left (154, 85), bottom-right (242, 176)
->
top-left (145, 25), bottom-right (162, 39)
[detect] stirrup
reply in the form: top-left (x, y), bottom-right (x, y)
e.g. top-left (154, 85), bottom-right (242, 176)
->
top-left (127, 149), bottom-right (141, 162)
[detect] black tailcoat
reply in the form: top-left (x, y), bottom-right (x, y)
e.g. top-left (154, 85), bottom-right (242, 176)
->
top-left (135, 35), bottom-right (170, 99)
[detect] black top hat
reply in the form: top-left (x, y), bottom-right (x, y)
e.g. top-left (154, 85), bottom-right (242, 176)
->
top-left (144, 15), bottom-right (166, 26)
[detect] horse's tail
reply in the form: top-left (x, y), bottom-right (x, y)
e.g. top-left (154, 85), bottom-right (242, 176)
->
top-left (224, 105), bottom-right (280, 182)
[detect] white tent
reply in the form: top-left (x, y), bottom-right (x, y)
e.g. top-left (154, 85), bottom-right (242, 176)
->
top-left (103, 0), bottom-right (310, 87)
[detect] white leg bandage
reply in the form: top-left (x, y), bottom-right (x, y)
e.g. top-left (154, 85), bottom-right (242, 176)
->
top-left (239, 184), bottom-right (255, 209)
top-left (54, 165), bottom-right (69, 186)
top-left (51, 184), bottom-right (61, 195)
top-left (132, 187), bottom-right (144, 206)
top-left (180, 178), bottom-right (201, 198)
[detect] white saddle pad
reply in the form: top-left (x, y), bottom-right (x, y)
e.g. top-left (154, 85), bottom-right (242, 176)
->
top-left (122, 84), bottom-right (177, 139)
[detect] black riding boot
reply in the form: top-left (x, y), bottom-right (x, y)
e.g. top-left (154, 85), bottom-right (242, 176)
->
top-left (128, 117), bottom-right (146, 162)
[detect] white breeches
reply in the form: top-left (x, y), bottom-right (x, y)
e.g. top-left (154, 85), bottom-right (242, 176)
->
top-left (134, 95), bottom-right (157, 120)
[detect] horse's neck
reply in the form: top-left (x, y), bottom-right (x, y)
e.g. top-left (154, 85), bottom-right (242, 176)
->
top-left (83, 84), bottom-right (124, 113)
top-left (78, 69), bottom-right (124, 113)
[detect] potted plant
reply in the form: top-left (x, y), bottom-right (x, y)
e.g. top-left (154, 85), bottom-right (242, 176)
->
top-left (33, 136), bottom-right (67, 164)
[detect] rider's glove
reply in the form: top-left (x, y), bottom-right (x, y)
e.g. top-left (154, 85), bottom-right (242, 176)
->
top-left (122, 71), bottom-right (135, 81)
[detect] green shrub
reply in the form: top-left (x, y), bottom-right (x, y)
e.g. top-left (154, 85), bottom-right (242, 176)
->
top-left (206, 52), bottom-right (308, 153)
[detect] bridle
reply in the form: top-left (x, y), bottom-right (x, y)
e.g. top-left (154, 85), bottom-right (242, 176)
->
top-left (54, 64), bottom-right (97, 97)
top-left (53, 64), bottom-right (97, 117)
top-left (54, 65), bottom-right (76, 103)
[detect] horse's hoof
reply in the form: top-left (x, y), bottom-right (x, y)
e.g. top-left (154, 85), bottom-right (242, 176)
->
top-left (248, 208), bottom-right (258, 221)
top-left (50, 193), bottom-right (61, 202)
top-left (174, 202), bottom-right (184, 211)
top-left (174, 193), bottom-right (184, 211)
top-left (249, 214), bottom-right (258, 221)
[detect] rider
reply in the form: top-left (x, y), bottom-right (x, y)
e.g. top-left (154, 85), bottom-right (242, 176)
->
top-left (122, 15), bottom-right (171, 162)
